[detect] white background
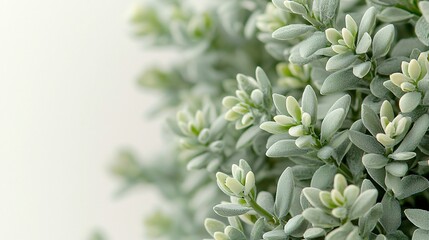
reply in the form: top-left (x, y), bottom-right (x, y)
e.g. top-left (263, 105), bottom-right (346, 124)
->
top-left (0, 1), bottom-right (166, 239)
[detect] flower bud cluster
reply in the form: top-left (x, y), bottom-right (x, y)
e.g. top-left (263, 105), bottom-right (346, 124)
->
top-left (376, 101), bottom-right (411, 148)
top-left (303, 174), bottom-right (378, 224)
top-left (276, 62), bottom-right (311, 89)
top-left (326, 15), bottom-right (360, 54)
top-left (390, 52), bottom-right (429, 92)
top-left (256, 3), bottom-right (290, 33)
top-left (216, 159), bottom-right (256, 199)
top-left (223, 68), bottom-right (272, 129)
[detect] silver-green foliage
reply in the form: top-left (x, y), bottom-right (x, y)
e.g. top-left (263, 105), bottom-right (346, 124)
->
top-left (117, 0), bottom-right (429, 239)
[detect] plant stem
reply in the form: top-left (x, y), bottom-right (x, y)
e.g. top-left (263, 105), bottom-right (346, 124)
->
top-left (245, 196), bottom-right (279, 226)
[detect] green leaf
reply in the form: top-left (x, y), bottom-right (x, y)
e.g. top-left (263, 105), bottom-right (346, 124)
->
top-left (397, 175), bottom-right (429, 200)
top-left (284, 214), bottom-right (307, 237)
top-left (250, 218), bottom-right (265, 240)
top-left (380, 193), bottom-right (401, 233)
top-left (266, 139), bottom-right (308, 157)
top-left (395, 114), bottom-right (429, 153)
top-left (225, 226), bottom-right (246, 240)
top-left (326, 52), bottom-right (359, 71)
top-left (405, 209), bottom-right (429, 230)
top-left (262, 230), bottom-right (287, 240)
top-left (413, 229), bottom-right (429, 240)
top-left (302, 208), bottom-right (340, 228)
top-left (317, 0), bottom-right (340, 26)
top-left (388, 152), bottom-right (416, 161)
top-left (273, 94), bottom-right (288, 115)
top-left (372, 24), bottom-right (395, 58)
top-left (349, 189), bottom-right (378, 220)
top-left (255, 67), bottom-right (272, 99)
top-left (311, 164), bottom-right (337, 190)
top-left (385, 162), bottom-right (408, 177)
top-left (356, 33), bottom-right (372, 54)
top-left (353, 61), bottom-right (371, 78)
top-left (299, 31), bottom-right (328, 58)
top-left (358, 7), bottom-right (377, 40)
top-left (303, 227), bottom-right (326, 239)
top-left (321, 108), bottom-right (345, 142)
top-left (272, 24), bottom-right (316, 40)
top-left (256, 191), bottom-right (275, 214)
top-left (362, 153), bottom-right (389, 169)
top-left (416, 17), bottom-right (429, 46)
top-left (260, 121), bottom-right (289, 134)
top-left (399, 92), bottom-right (421, 113)
top-left (321, 69), bottom-right (363, 94)
top-left (302, 187), bottom-right (327, 210)
top-left (205, 218), bottom-right (226, 237)
top-left (348, 130), bottom-right (385, 154)
top-left (370, 76), bottom-right (390, 99)
top-left (213, 203), bottom-right (251, 217)
top-left (272, 0), bottom-right (289, 11)
top-left (274, 167), bottom-right (295, 218)
top-left (378, 7), bottom-right (413, 22)
top-left (236, 125), bottom-right (262, 149)
top-left (359, 203), bottom-right (383, 237)
top-left (361, 104), bottom-right (384, 136)
top-left (302, 85), bottom-right (318, 122)
top-left (420, 1), bottom-right (429, 23)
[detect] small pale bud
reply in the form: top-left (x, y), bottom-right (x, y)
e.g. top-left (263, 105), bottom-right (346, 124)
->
top-left (334, 174), bottom-right (348, 193)
top-left (376, 133), bottom-right (395, 147)
top-left (319, 191), bottom-right (337, 208)
top-left (395, 117), bottom-right (409, 135)
top-left (332, 207), bottom-right (348, 219)
top-left (401, 61), bottom-right (410, 77)
top-left (301, 112), bottom-right (312, 127)
top-left (380, 116), bottom-right (390, 131)
top-left (325, 28), bottom-right (342, 44)
top-left (390, 73), bottom-right (408, 87)
top-left (289, 125), bottom-right (305, 137)
top-left (236, 90), bottom-right (249, 102)
top-left (222, 96), bottom-right (240, 108)
top-left (198, 128), bottom-right (210, 144)
top-left (295, 135), bottom-right (314, 149)
top-left (345, 15), bottom-right (358, 36)
top-left (195, 110), bottom-right (205, 129)
top-left (385, 122), bottom-right (396, 137)
top-left (331, 189), bottom-right (345, 206)
top-left (232, 105), bottom-right (248, 115)
top-left (250, 89), bottom-right (264, 105)
top-left (231, 164), bottom-right (243, 181)
top-left (216, 172), bottom-right (232, 195)
top-left (380, 100), bottom-right (394, 121)
top-left (286, 96), bottom-right (302, 121)
top-left (214, 232), bottom-right (229, 240)
top-left (332, 44), bottom-right (350, 54)
top-left (225, 177), bottom-right (244, 195)
top-left (341, 28), bottom-right (355, 49)
top-left (408, 59), bottom-right (422, 80)
top-left (274, 115), bottom-right (295, 126)
top-left (244, 171), bottom-right (255, 195)
top-left (225, 110), bottom-right (241, 121)
top-left (400, 82), bottom-right (416, 92)
top-left (241, 113), bottom-right (254, 127)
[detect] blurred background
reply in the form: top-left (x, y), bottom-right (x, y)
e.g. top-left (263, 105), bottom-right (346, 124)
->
top-left (0, 1), bottom-right (165, 239)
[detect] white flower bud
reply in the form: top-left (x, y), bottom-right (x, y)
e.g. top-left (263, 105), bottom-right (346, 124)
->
top-left (326, 28), bottom-right (342, 44)
top-left (334, 174), bottom-right (348, 193)
top-left (390, 73), bottom-right (408, 87)
top-left (244, 171), bottom-right (255, 195)
top-left (250, 89), bottom-right (264, 105)
top-left (301, 112), bottom-right (312, 127)
top-left (225, 177), bottom-right (244, 195)
top-left (401, 61), bottom-right (410, 77)
top-left (400, 82), bottom-right (416, 92)
top-left (342, 28), bottom-right (355, 49)
top-left (225, 110), bottom-right (241, 121)
top-left (241, 113), bottom-right (254, 127)
top-left (232, 105), bottom-right (248, 115)
top-left (385, 122), bottom-right (396, 137)
top-left (376, 133), bottom-right (395, 147)
top-left (222, 96), bottom-right (240, 108)
top-left (408, 59), bottom-right (422, 80)
top-left (331, 189), bottom-right (345, 206)
top-left (286, 96), bottom-right (302, 121)
top-left (395, 116), bottom-right (409, 135)
top-left (345, 15), bottom-right (358, 36)
top-left (274, 115), bottom-right (295, 126)
top-left (289, 125), bottom-right (305, 137)
top-left (380, 100), bottom-right (394, 121)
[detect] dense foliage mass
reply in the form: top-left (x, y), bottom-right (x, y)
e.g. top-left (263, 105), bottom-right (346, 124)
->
top-left (112, 0), bottom-right (429, 239)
